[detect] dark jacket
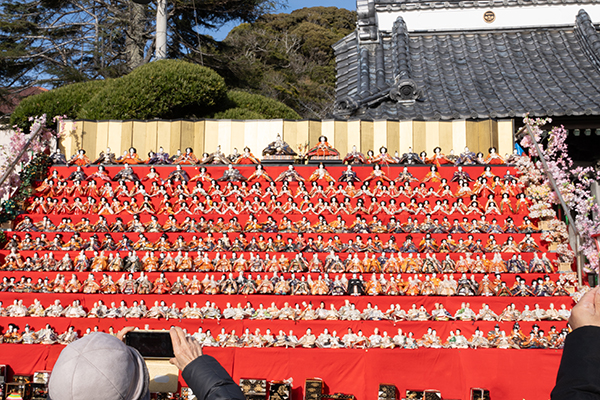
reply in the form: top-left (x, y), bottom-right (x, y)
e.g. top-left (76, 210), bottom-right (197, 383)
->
top-left (552, 326), bottom-right (600, 399)
top-left (182, 355), bottom-right (245, 400)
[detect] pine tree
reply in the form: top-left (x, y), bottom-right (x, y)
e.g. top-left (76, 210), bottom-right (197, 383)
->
top-left (0, 0), bottom-right (282, 92)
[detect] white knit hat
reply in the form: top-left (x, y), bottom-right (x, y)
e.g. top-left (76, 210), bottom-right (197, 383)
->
top-left (48, 332), bottom-right (149, 400)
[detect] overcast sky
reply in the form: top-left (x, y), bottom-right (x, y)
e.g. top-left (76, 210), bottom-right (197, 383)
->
top-left (206, 0), bottom-right (355, 40)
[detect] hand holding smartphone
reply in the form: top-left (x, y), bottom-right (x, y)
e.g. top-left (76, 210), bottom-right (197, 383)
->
top-left (125, 331), bottom-right (175, 359)
top-left (168, 326), bottom-right (203, 371)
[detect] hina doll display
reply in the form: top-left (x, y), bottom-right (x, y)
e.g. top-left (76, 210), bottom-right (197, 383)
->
top-left (92, 147), bottom-right (117, 165)
top-left (262, 134), bottom-right (297, 158)
top-left (343, 145), bottom-right (366, 164)
top-left (173, 147), bottom-right (200, 164)
top-left (306, 136), bottom-right (340, 159)
top-left (118, 147), bottom-right (144, 164)
top-left (368, 147), bottom-right (396, 165)
top-left (235, 147), bottom-right (261, 164)
top-left (67, 149), bottom-right (91, 166)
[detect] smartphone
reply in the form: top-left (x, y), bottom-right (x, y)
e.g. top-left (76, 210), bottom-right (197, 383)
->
top-left (125, 331), bottom-right (175, 359)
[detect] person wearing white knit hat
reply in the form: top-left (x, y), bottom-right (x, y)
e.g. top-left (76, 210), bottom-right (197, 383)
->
top-left (48, 327), bottom-right (244, 400)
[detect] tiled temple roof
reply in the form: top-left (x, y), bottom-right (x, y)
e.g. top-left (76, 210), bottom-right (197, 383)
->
top-left (333, 10), bottom-right (600, 120)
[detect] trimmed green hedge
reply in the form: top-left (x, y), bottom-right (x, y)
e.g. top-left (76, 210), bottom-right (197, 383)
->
top-left (225, 90), bottom-right (300, 119)
top-left (79, 60), bottom-right (227, 120)
top-left (11, 60), bottom-right (301, 126)
top-left (10, 80), bottom-right (106, 129)
top-left (212, 107), bottom-right (264, 120)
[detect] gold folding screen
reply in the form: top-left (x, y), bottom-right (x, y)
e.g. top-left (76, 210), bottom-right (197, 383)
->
top-left (59, 119), bottom-right (514, 160)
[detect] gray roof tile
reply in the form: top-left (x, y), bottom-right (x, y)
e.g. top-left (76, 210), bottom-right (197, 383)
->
top-left (334, 9), bottom-right (600, 120)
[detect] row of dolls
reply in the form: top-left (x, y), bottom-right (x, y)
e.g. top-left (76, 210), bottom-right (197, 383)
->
top-left (14, 213), bottom-right (540, 238)
top-left (61, 141), bottom-right (348, 166)
top-left (1, 238), bottom-right (550, 273)
top-left (29, 186), bottom-right (527, 219)
top-left (63, 140), bottom-right (513, 166)
top-left (3, 230), bottom-right (545, 258)
top-left (182, 324), bottom-right (566, 349)
top-left (174, 325), bottom-right (567, 350)
top-left (37, 165), bottom-right (523, 200)
top-left (64, 138), bottom-right (293, 166)
top-left (1, 234), bottom-right (552, 272)
top-left (46, 160), bottom-right (518, 186)
top-left (0, 268), bottom-right (574, 297)
top-left (62, 137), bottom-right (513, 165)
top-left (1, 323), bottom-right (78, 345)
top-left (0, 298), bottom-right (572, 326)
top-left (5, 219), bottom-right (541, 244)
top-left (63, 144), bottom-right (280, 166)
top-left (24, 190), bottom-right (530, 220)
top-left (0, 322), bottom-right (567, 351)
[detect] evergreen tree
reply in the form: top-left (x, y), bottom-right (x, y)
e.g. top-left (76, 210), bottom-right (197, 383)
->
top-left (0, 0), bottom-right (283, 91)
top-left (212, 7), bottom-right (356, 119)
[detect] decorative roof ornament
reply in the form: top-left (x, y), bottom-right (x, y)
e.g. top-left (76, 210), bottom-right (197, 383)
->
top-left (334, 78), bottom-right (423, 118)
top-left (357, 0), bottom-right (378, 41)
top-left (390, 79), bottom-right (423, 104)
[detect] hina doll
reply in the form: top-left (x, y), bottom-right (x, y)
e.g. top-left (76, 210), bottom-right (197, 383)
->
top-left (247, 164), bottom-right (273, 182)
top-left (343, 145), bottom-right (367, 164)
top-left (118, 147), bottom-right (144, 164)
top-left (369, 146), bottom-right (396, 165)
top-left (306, 135), bottom-right (340, 158)
top-left (364, 164), bottom-right (393, 184)
top-left (426, 147), bottom-right (452, 166)
top-left (235, 147), bottom-right (260, 164)
top-left (67, 149), bottom-right (91, 166)
top-left (485, 146), bottom-right (505, 164)
top-left (173, 147), bottom-right (200, 164)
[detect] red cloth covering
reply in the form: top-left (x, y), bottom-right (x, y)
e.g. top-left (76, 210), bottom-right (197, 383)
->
top-left (21, 164), bottom-right (529, 225)
top-left (0, 248), bottom-right (558, 268)
top-left (0, 342), bottom-right (561, 400)
top-left (48, 164), bottom-right (513, 183)
top-left (220, 347), bottom-right (561, 400)
top-left (0, 291), bottom-right (574, 317)
top-left (0, 271), bottom-right (565, 288)
top-left (0, 164), bottom-right (569, 399)
top-left (0, 316), bottom-right (567, 343)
